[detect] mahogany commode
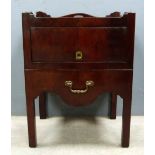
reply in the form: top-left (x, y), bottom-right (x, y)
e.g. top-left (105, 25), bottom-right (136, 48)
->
top-left (22, 11), bottom-right (135, 147)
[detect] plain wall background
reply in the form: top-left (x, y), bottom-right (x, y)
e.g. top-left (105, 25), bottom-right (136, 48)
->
top-left (11, 0), bottom-right (144, 116)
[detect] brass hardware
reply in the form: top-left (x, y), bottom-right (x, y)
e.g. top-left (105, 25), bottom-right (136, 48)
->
top-left (65, 80), bottom-right (94, 94)
top-left (76, 51), bottom-right (83, 60)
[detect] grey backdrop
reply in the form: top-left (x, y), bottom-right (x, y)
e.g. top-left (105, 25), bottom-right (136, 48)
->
top-left (11, 0), bottom-right (144, 116)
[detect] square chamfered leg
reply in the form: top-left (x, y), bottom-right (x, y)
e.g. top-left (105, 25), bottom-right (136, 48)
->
top-left (121, 93), bottom-right (132, 147)
top-left (26, 96), bottom-right (37, 147)
top-left (109, 93), bottom-right (117, 119)
top-left (39, 92), bottom-right (47, 119)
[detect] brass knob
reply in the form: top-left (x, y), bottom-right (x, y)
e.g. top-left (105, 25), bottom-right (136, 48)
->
top-left (76, 51), bottom-right (83, 61)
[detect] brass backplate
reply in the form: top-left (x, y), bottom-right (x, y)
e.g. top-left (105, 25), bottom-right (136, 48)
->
top-left (76, 51), bottom-right (83, 60)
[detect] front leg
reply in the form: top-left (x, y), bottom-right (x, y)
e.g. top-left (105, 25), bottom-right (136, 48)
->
top-left (121, 93), bottom-right (132, 147)
top-left (26, 96), bottom-right (37, 147)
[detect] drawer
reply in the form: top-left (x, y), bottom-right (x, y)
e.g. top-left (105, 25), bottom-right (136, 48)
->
top-left (31, 27), bottom-right (128, 63)
top-left (25, 70), bottom-right (132, 106)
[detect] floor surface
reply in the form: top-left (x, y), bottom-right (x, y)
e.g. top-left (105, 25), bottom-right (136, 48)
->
top-left (11, 116), bottom-right (144, 155)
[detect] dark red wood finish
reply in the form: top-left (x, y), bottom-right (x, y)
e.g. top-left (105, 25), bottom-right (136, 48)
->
top-left (22, 11), bottom-right (135, 148)
top-left (31, 27), bottom-right (127, 63)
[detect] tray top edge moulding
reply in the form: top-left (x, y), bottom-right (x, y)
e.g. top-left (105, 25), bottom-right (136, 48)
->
top-left (23, 11), bottom-right (134, 18)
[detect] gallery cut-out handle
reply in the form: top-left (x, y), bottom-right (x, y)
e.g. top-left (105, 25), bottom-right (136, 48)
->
top-left (62, 13), bottom-right (94, 18)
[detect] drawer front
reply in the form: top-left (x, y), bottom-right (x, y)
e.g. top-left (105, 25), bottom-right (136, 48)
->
top-left (25, 70), bottom-right (132, 106)
top-left (31, 27), bottom-right (128, 63)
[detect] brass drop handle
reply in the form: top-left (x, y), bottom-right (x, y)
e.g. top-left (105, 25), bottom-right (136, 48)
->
top-left (65, 80), bottom-right (94, 94)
